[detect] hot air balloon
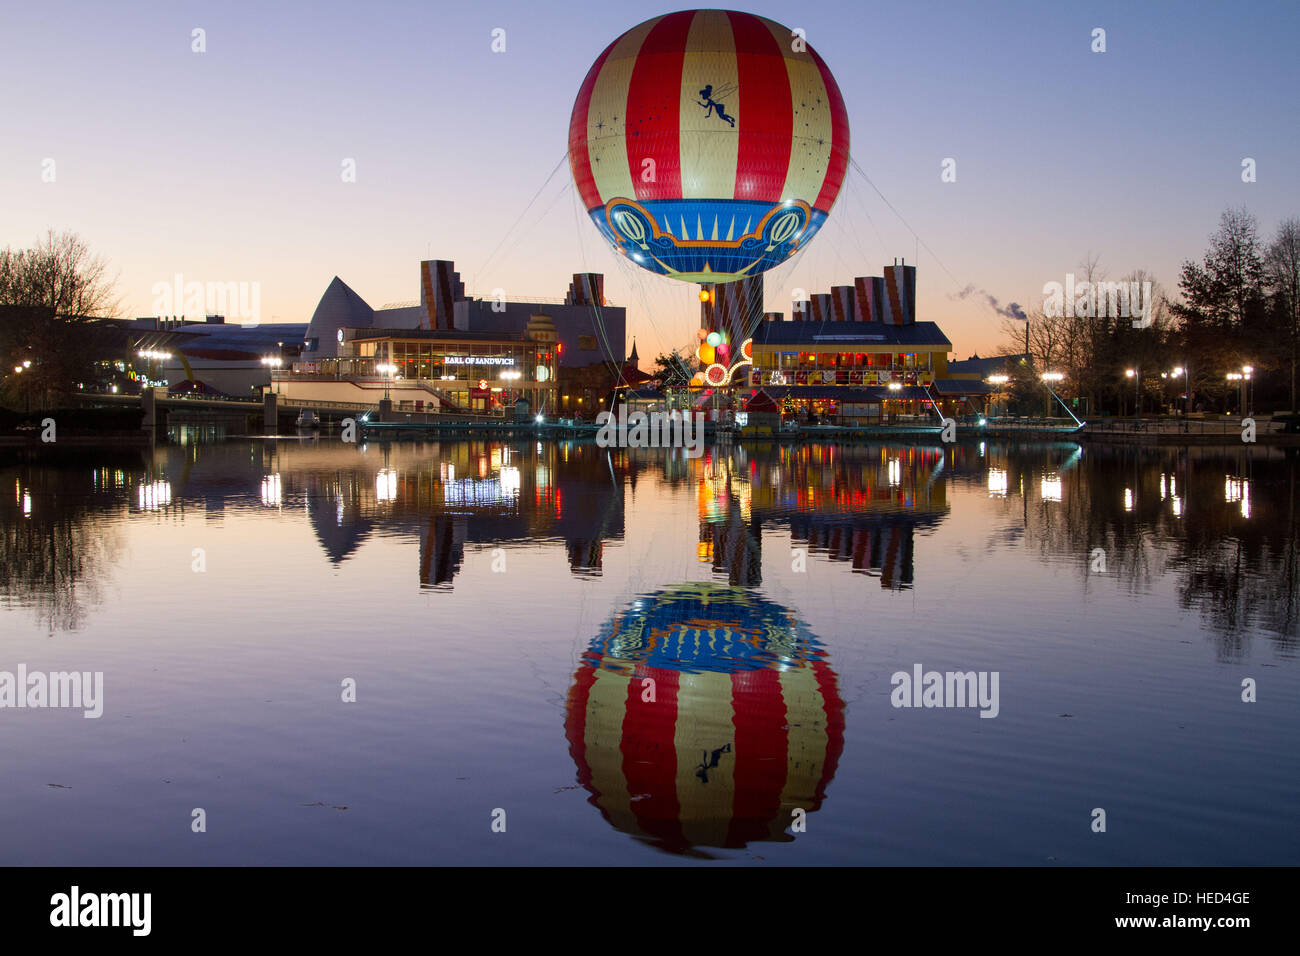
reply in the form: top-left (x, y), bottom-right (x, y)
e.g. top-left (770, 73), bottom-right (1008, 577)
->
top-left (564, 583), bottom-right (845, 853)
top-left (568, 10), bottom-right (850, 284)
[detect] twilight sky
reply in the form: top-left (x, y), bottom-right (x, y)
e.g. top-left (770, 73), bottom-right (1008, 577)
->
top-left (2, 0), bottom-right (1297, 358)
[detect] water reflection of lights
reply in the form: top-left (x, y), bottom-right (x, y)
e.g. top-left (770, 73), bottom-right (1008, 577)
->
top-left (1171, 496), bottom-right (1183, 518)
top-left (22, 490), bottom-right (32, 516)
top-left (260, 473), bottom-right (282, 507)
top-left (443, 474), bottom-right (521, 506)
top-left (1124, 488), bottom-right (1133, 512)
top-left (499, 466), bottom-right (520, 498)
top-left (1160, 473), bottom-right (1176, 500)
top-left (376, 468), bottom-right (398, 502)
top-left (1226, 477), bottom-right (1250, 518)
top-left (565, 584), bottom-right (844, 853)
top-left (887, 458), bottom-right (901, 487)
top-left (137, 480), bottom-right (172, 512)
top-left (1040, 474), bottom-right (1062, 502)
top-left (987, 469), bottom-right (1008, 497)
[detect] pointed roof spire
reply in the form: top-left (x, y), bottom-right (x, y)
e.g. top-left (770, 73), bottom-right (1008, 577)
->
top-left (629, 338), bottom-right (639, 366)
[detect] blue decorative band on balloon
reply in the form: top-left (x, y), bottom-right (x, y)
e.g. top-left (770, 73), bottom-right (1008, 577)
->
top-left (582, 584), bottom-right (828, 674)
top-left (594, 197), bottom-right (826, 281)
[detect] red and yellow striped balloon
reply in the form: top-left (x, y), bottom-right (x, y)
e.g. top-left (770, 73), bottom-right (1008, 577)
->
top-left (564, 584), bottom-right (845, 852)
top-left (569, 10), bottom-right (850, 283)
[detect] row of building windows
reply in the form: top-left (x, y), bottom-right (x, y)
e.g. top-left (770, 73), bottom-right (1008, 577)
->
top-left (753, 351), bottom-right (935, 371)
top-left (354, 341), bottom-right (530, 361)
top-left (336, 340), bottom-right (556, 382)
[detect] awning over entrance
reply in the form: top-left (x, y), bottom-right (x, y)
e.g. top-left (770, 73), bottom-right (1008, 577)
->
top-left (930, 379), bottom-right (994, 396)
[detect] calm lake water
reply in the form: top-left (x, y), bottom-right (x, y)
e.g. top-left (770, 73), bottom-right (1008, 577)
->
top-left (2, 434), bottom-right (1297, 865)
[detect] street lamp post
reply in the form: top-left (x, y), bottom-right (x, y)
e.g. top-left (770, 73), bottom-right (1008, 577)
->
top-left (13, 363), bottom-right (29, 413)
top-left (1125, 368), bottom-right (1140, 419)
top-left (987, 374), bottom-right (1009, 418)
top-left (1167, 365), bottom-right (1190, 429)
top-left (261, 355), bottom-right (283, 395)
top-left (1227, 372), bottom-right (1243, 414)
top-left (1040, 371), bottom-right (1064, 419)
top-left (376, 363), bottom-right (396, 401)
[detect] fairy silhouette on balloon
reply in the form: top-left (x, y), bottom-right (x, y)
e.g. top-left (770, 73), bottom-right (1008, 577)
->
top-left (698, 84), bottom-right (737, 127)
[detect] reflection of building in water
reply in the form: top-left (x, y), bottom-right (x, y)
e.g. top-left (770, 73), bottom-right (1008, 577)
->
top-left (694, 445), bottom-right (949, 590)
top-left (698, 469), bottom-right (762, 586)
top-left (420, 514), bottom-right (466, 588)
top-left (300, 441), bottom-right (625, 588)
top-left (793, 516), bottom-right (915, 588)
top-left (565, 584), bottom-right (844, 855)
top-left (3, 456), bottom-right (139, 632)
top-left (305, 470), bottom-right (376, 563)
top-left (567, 539), bottom-right (603, 576)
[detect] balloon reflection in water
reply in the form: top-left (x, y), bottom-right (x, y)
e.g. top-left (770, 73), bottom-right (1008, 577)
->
top-left (565, 583), bottom-right (844, 855)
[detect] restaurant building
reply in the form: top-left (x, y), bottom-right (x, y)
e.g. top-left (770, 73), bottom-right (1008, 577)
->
top-left (704, 263), bottom-right (991, 423)
top-left (275, 315), bottom-right (559, 414)
top-left (274, 262), bottom-right (626, 416)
